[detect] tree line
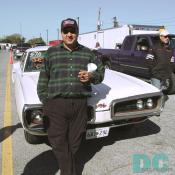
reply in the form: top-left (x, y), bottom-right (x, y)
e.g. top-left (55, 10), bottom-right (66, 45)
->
top-left (0, 33), bottom-right (46, 46)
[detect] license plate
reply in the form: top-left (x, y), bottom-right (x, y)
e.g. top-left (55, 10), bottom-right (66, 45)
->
top-left (86, 127), bottom-right (110, 140)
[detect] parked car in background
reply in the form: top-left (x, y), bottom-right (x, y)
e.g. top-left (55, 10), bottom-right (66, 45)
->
top-left (0, 43), bottom-right (12, 50)
top-left (12, 46), bottom-right (164, 144)
top-left (32, 42), bottom-right (46, 47)
top-left (11, 45), bottom-right (17, 53)
top-left (97, 34), bottom-right (175, 94)
top-left (48, 40), bottom-right (62, 46)
top-left (14, 43), bottom-right (31, 60)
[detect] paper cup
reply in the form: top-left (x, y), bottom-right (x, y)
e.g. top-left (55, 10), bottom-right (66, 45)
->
top-left (87, 63), bottom-right (97, 72)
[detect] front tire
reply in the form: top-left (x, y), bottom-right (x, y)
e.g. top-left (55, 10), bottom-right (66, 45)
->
top-left (166, 73), bottom-right (175, 94)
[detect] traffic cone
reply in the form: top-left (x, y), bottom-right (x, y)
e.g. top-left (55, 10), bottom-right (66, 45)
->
top-left (9, 49), bottom-right (13, 64)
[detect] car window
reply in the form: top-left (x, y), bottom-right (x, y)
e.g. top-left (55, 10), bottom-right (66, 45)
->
top-left (24, 51), bottom-right (46, 72)
top-left (151, 36), bottom-right (161, 45)
top-left (135, 37), bottom-right (149, 51)
top-left (122, 36), bottom-right (134, 50)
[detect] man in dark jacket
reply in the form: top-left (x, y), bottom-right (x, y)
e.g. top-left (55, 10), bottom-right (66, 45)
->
top-left (37, 18), bottom-right (104, 175)
top-left (146, 29), bottom-right (173, 91)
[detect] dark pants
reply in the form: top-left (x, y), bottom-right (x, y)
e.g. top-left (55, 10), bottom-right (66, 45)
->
top-left (44, 98), bottom-right (88, 175)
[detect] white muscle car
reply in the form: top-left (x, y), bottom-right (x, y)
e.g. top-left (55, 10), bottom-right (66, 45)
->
top-left (12, 46), bottom-right (164, 144)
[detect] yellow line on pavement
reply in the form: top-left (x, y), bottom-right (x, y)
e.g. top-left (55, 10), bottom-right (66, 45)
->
top-left (2, 63), bottom-right (13, 175)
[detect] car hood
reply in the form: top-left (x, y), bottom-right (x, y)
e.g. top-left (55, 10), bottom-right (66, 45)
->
top-left (88, 69), bottom-right (161, 111)
top-left (21, 70), bottom-right (161, 111)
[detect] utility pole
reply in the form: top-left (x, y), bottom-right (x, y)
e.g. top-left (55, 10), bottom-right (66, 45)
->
top-left (46, 29), bottom-right (48, 45)
top-left (97, 7), bottom-right (101, 31)
top-left (19, 23), bottom-right (22, 46)
top-left (57, 28), bottom-right (59, 40)
top-left (77, 17), bottom-right (79, 30)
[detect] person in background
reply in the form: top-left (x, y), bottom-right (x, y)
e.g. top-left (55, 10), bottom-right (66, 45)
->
top-left (94, 41), bottom-right (101, 50)
top-left (146, 29), bottom-right (173, 96)
top-left (37, 18), bottom-right (104, 175)
top-left (159, 29), bottom-right (175, 49)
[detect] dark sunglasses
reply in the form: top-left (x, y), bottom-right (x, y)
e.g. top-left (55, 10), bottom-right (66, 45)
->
top-left (162, 35), bottom-right (169, 38)
top-left (63, 28), bottom-right (77, 34)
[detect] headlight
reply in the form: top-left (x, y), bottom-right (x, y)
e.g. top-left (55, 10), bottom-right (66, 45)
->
top-left (136, 99), bottom-right (143, 110)
top-left (146, 98), bottom-right (153, 108)
top-left (31, 110), bottom-right (43, 124)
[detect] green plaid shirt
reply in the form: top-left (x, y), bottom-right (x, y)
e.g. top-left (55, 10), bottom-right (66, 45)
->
top-left (37, 43), bottom-right (104, 103)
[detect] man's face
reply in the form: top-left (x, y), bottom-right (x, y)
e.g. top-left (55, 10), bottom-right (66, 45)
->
top-left (160, 35), bottom-right (169, 44)
top-left (61, 27), bottom-right (78, 46)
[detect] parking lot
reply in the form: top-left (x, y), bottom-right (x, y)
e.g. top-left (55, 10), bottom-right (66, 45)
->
top-left (0, 51), bottom-right (175, 175)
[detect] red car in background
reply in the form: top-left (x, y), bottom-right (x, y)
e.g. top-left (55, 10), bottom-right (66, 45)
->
top-left (49, 40), bottom-right (62, 46)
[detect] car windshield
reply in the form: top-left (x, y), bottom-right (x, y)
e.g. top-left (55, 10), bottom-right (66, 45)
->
top-left (24, 50), bottom-right (46, 72)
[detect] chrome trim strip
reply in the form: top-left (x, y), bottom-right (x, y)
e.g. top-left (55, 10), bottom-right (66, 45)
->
top-left (120, 63), bottom-right (148, 70)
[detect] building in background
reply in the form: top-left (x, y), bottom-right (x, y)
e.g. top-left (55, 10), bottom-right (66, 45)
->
top-left (78, 24), bottom-right (163, 49)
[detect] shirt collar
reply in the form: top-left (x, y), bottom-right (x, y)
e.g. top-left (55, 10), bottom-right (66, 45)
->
top-left (60, 42), bottom-right (83, 51)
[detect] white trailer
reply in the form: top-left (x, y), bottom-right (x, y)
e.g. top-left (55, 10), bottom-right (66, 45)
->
top-left (78, 24), bottom-right (162, 49)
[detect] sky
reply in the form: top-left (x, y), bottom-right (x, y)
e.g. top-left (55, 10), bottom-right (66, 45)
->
top-left (1, 0), bottom-right (175, 42)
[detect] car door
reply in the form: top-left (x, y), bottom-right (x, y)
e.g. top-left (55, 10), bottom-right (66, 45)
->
top-left (129, 36), bottom-right (151, 78)
top-left (117, 36), bottom-right (137, 74)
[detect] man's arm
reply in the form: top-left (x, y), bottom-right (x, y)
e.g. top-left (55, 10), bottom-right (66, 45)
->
top-left (78, 51), bottom-right (104, 84)
top-left (37, 53), bottom-right (50, 103)
top-left (145, 49), bottom-right (157, 75)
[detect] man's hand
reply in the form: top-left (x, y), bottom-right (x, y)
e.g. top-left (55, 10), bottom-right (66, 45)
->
top-left (78, 70), bottom-right (92, 83)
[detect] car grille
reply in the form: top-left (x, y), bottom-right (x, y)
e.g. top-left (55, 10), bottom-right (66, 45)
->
top-left (111, 96), bottom-right (160, 119)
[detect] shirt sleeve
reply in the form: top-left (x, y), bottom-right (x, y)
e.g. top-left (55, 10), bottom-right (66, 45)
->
top-left (37, 51), bottom-right (50, 103)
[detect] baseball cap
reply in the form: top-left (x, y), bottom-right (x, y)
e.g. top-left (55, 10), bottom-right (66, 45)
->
top-left (159, 29), bottom-right (169, 36)
top-left (61, 18), bottom-right (79, 33)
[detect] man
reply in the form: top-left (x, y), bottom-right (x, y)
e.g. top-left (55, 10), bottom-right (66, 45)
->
top-left (159, 29), bottom-right (175, 49)
top-left (37, 18), bottom-right (104, 175)
top-left (146, 29), bottom-right (173, 91)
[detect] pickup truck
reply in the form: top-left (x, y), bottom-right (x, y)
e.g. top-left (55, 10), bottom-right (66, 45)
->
top-left (97, 34), bottom-right (175, 94)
